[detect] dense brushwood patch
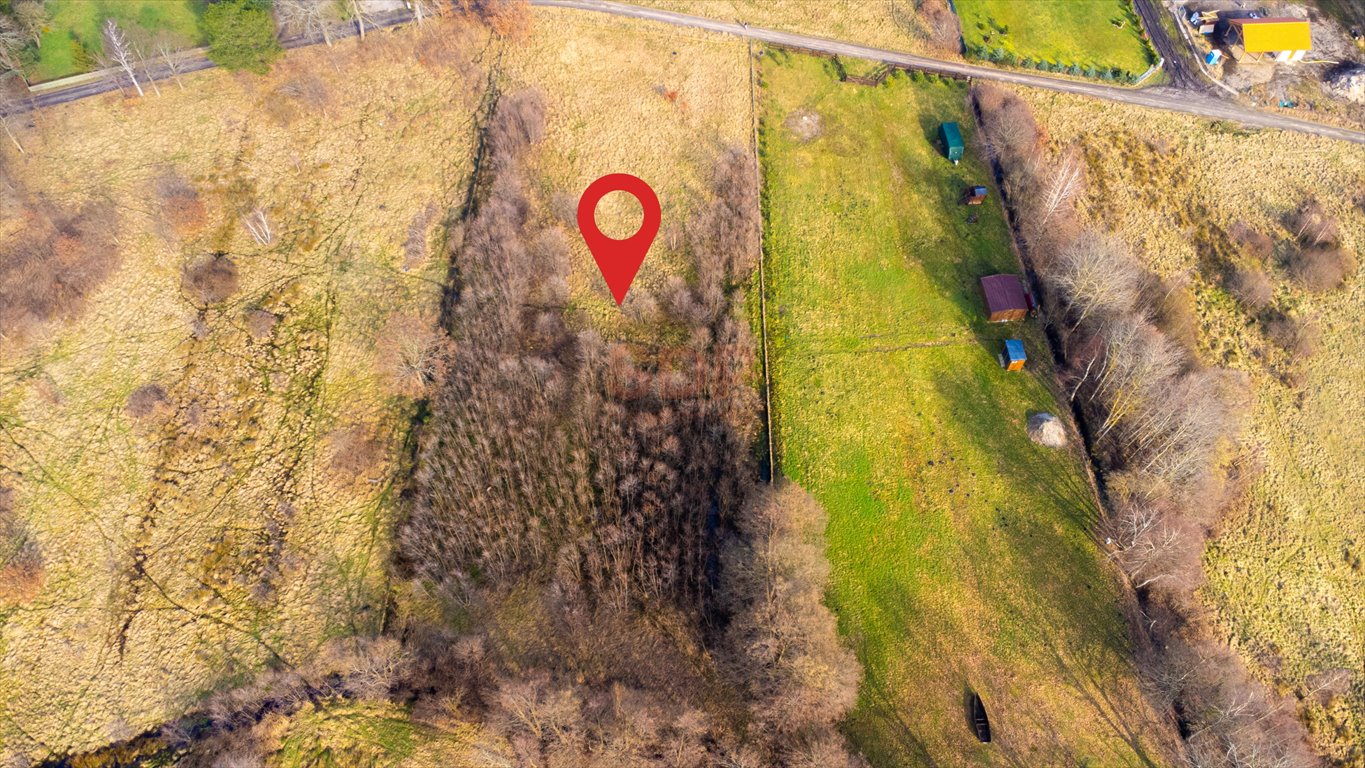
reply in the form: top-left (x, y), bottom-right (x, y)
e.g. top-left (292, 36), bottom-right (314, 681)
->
top-left (0, 200), bottom-right (119, 343)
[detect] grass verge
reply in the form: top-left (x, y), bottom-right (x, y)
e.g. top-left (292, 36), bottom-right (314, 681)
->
top-left (956, 0), bottom-right (1153, 78)
top-left (29, 0), bottom-right (203, 83)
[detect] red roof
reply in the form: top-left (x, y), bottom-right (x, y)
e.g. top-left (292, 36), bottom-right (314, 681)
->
top-left (980, 274), bottom-right (1029, 319)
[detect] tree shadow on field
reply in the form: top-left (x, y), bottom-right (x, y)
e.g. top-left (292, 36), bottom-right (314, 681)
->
top-left (1041, 635), bottom-right (1168, 768)
top-left (847, 608), bottom-right (945, 768)
top-left (914, 369), bottom-right (1169, 761)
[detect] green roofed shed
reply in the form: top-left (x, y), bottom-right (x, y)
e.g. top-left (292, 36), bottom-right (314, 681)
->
top-left (940, 121), bottom-right (964, 163)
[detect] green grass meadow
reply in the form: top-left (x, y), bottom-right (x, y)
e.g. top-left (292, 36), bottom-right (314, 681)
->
top-left (955, 0), bottom-right (1153, 77)
top-left (760, 52), bottom-right (1170, 765)
top-left (28, 0), bottom-right (202, 83)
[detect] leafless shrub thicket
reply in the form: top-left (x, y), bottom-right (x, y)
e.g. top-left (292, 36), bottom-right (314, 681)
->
top-left (1283, 197), bottom-right (1355, 294)
top-left (243, 308), bottom-right (278, 340)
top-left (1286, 245), bottom-right (1356, 294)
top-left (1287, 198), bottom-right (1339, 248)
top-left (403, 202), bottom-right (438, 270)
top-left (1264, 312), bottom-right (1319, 359)
top-left (326, 424), bottom-right (385, 480)
top-left (975, 83), bottom-right (1317, 768)
top-left (182, 254), bottom-right (240, 306)
top-left (892, 0), bottom-right (960, 54)
top-left (400, 86), bottom-right (758, 612)
top-left (154, 634), bottom-right (414, 764)
top-left (0, 484), bottom-right (42, 603)
top-left (1228, 265), bottom-right (1274, 310)
top-left (0, 201), bottom-right (119, 343)
top-left (719, 483), bottom-right (864, 766)
top-left (156, 170), bottom-right (208, 237)
top-left (458, 0), bottom-right (531, 39)
top-left (126, 383), bottom-right (172, 421)
top-left (1229, 220), bottom-right (1275, 262)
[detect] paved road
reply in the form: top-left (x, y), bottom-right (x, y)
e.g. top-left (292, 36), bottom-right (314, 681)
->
top-left (534, 0), bottom-right (1365, 145)
top-left (21, 10), bottom-right (416, 110)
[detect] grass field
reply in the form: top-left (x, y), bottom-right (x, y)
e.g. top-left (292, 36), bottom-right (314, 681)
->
top-left (0, 26), bottom-right (484, 760)
top-left (761, 53), bottom-right (1173, 766)
top-left (28, 0), bottom-right (202, 83)
top-left (955, 0), bottom-right (1153, 76)
top-left (1020, 88), bottom-right (1365, 764)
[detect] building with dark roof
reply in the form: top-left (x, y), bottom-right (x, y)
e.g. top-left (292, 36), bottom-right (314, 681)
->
top-left (979, 274), bottom-right (1030, 322)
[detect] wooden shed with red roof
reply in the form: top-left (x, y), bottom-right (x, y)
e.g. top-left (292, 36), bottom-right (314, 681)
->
top-left (979, 274), bottom-right (1030, 322)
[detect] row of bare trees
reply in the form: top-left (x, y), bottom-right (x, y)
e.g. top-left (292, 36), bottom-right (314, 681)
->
top-left (975, 84), bottom-right (1319, 768)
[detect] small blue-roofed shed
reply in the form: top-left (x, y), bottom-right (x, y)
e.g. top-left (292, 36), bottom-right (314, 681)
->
top-left (1002, 339), bottom-right (1027, 371)
top-left (940, 121), bottom-right (964, 163)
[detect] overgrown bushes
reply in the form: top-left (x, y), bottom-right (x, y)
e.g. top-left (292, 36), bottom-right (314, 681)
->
top-left (181, 254), bottom-right (240, 306)
top-left (975, 83), bottom-right (1318, 768)
top-left (0, 484), bottom-right (42, 604)
top-left (0, 201), bottom-right (119, 343)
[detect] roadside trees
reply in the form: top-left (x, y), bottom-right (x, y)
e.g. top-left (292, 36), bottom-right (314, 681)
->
top-left (101, 19), bottom-right (144, 97)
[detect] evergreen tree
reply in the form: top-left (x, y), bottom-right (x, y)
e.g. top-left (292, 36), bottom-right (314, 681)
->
top-left (203, 0), bottom-right (282, 74)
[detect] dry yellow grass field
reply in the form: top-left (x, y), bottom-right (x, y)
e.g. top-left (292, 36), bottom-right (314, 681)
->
top-left (503, 6), bottom-right (752, 333)
top-left (0, 27), bottom-right (485, 760)
top-left (1, 8), bottom-right (755, 761)
top-left (1018, 88), bottom-right (1365, 763)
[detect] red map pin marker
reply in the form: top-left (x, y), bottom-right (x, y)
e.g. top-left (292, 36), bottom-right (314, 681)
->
top-left (578, 173), bottom-right (660, 306)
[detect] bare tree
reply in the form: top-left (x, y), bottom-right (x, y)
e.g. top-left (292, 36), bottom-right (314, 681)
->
top-left (1286, 244), bottom-right (1355, 293)
top-left (0, 78), bottom-right (27, 153)
top-left (1286, 197), bottom-right (1338, 246)
top-left (1227, 265), bottom-right (1273, 310)
top-left (102, 19), bottom-right (144, 97)
top-left (125, 27), bottom-right (162, 97)
top-left (720, 482), bottom-right (862, 756)
top-left (0, 16), bottom-right (30, 86)
top-left (1103, 499), bottom-right (1198, 590)
top-left (275, 0), bottom-right (341, 46)
top-left (153, 30), bottom-right (190, 90)
top-left (1046, 230), bottom-right (1145, 330)
top-left (410, 0), bottom-right (444, 26)
top-left (347, 0), bottom-right (374, 40)
top-left (376, 311), bottom-right (452, 397)
top-left (1086, 317), bottom-right (1182, 440)
top-left (242, 208), bottom-right (273, 245)
top-left (1034, 147), bottom-right (1085, 230)
top-left (13, 1), bottom-right (48, 48)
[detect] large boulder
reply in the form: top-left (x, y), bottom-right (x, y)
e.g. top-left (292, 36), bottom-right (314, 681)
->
top-left (1027, 412), bottom-right (1067, 448)
top-left (1324, 63), bottom-right (1365, 104)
